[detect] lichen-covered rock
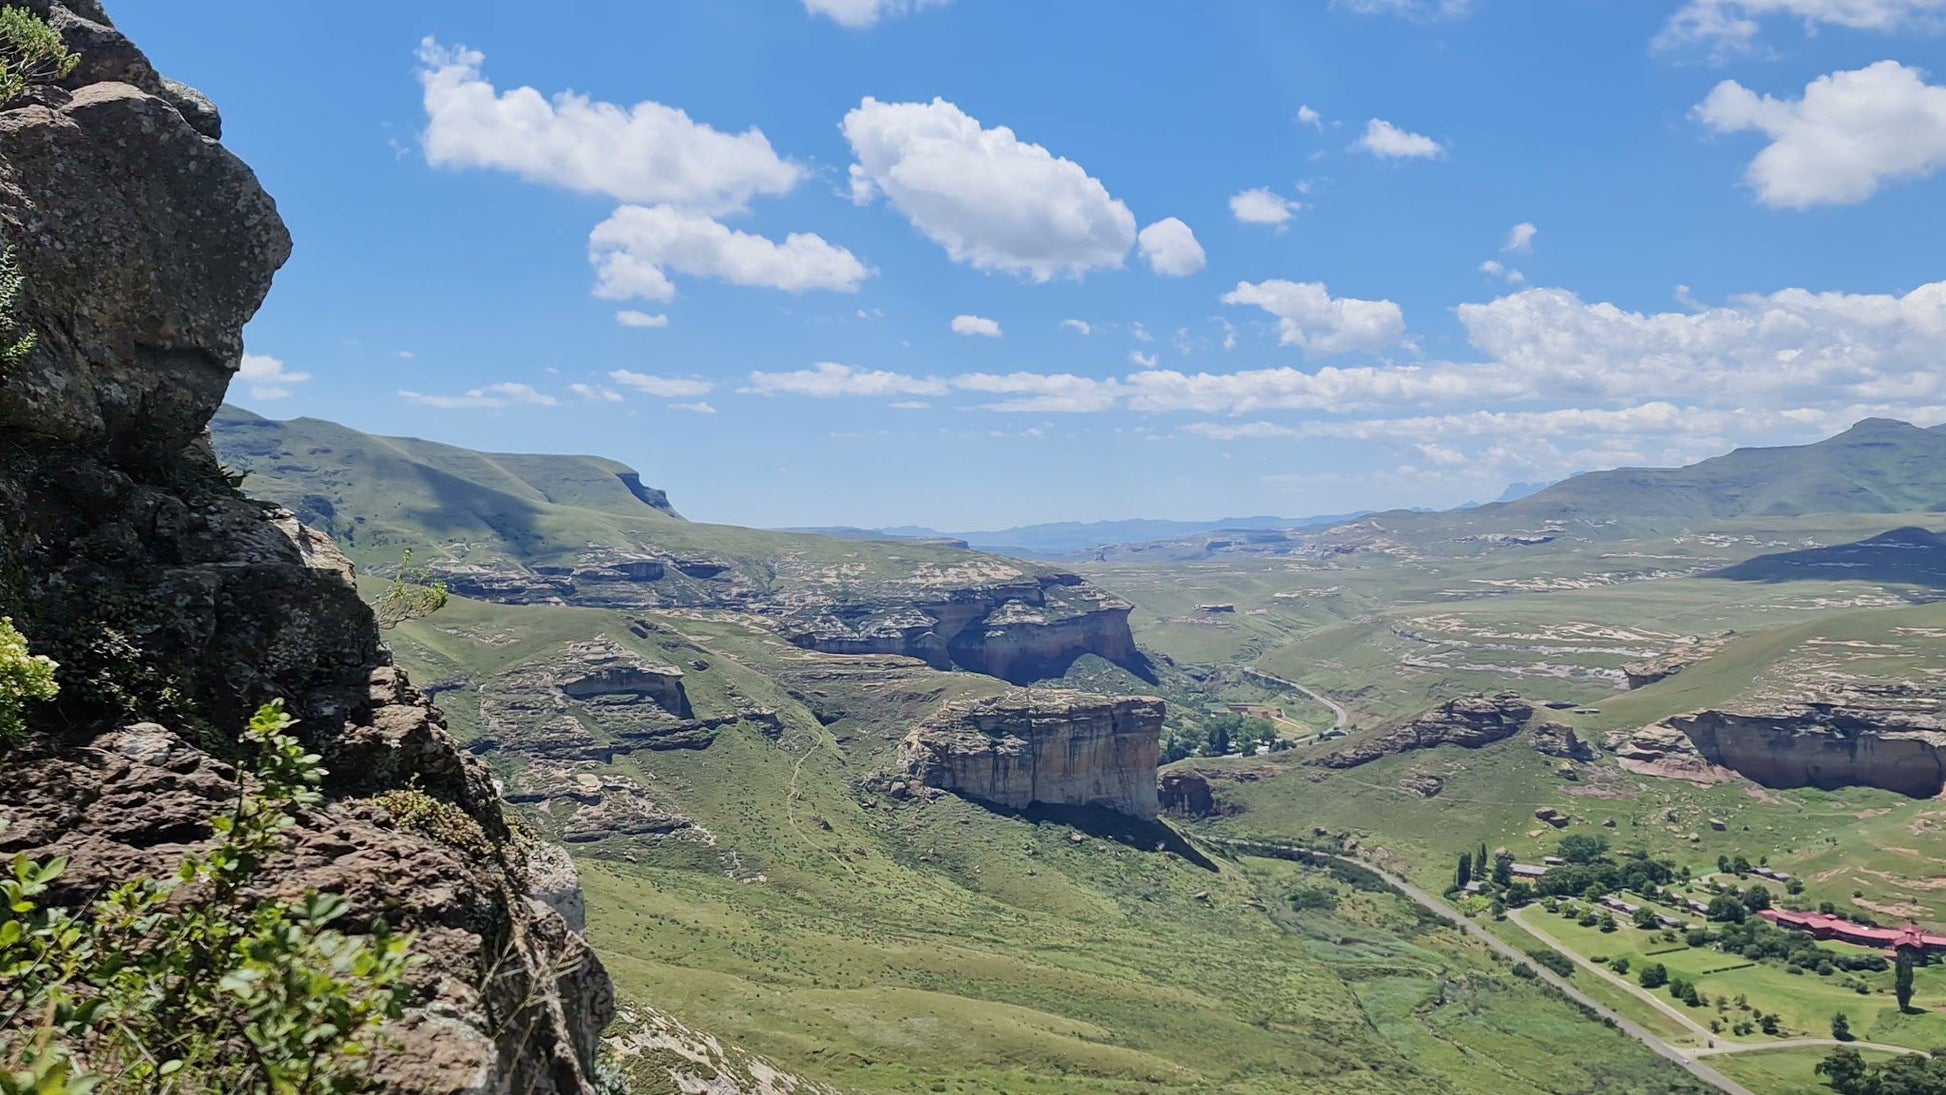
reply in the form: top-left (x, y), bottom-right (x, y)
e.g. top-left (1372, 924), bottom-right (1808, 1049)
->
top-left (900, 690), bottom-right (1164, 819)
top-left (0, 5), bottom-right (611, 1090)
top-left (1316, 693), bottom-right (1535, 769)
top-left (605, 1007), bottom-right (845, 1095)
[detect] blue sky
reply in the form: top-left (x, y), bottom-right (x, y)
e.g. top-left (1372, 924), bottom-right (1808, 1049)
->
top-left (124, 0), bottom-right (1946, 530)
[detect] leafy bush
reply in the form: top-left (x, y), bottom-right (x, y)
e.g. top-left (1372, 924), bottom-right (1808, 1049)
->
top-left (0, 616), bottom-right (57, 746)
top-left (371, 550), bottom-right (448, 631)
top-left (1525, 947), bottom-right (1574, 978)
top-left (0, 702), bottom-right (412, 1093)
top-left (0, 7), bottom-right (78, 108)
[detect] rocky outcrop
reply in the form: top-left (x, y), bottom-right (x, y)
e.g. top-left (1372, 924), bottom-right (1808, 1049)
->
top-left (0, 6), bottom-right (609, 1090)
top-left (1613, 723), bottom-right (1737, 786)
top-left (471, 638), bottom-right (774, 761)
top-left (1663, 705), bottom-right (1946, 798)
top-left (506, 764), bottom-right (696, 844)
top-left (780, 574), bottom-right (1142, 685)
top-left (1531, 720), bottom-right (1593, 760)
top-left (1316, 693), bottom-right (1534, 769)
top-left (1158, 770), bottom-right (1215, 817)
top-left (604, 1007), bottom-right (846, 1095)
top-left (899, 690), bottom-right (1164, 819)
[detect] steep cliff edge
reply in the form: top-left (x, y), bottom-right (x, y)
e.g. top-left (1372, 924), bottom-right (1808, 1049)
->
top-left (0, 4), bottom-right (610, 1090)
top-left (209, 409), bottom-right (1146, 685)
top-left (898, 690), bottom-right (1164, 818)
top-left (1655, 704), bottom-right (1946, 798)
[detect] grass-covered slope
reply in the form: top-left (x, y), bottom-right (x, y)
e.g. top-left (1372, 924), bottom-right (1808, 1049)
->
top-left (1316, 418), bottom-right (1946, 550)
top-left (381, 592), bottom-right (1703, 1095)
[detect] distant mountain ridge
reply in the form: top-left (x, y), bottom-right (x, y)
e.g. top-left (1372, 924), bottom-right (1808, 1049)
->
top-left (827, 513), bottom-right (1376, 559)
top-left (211, 406), bottom-right (1148, 684)
top-left (1320, 418), bottom-right (1946, 550)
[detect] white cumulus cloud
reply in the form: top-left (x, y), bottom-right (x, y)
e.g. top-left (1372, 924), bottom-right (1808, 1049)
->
top-left (569, 383), bottom-right (625, 402)
top-left (1222, 279), bottom-right (1408, 357)
top-left (1229, 187), bottom-right (1303, 226)
top-left (235, 353), bottom-right (310, 400)
top-left (616, 310), bottom-right (669, 328)
top-left (1137, 218), bottom-right (1206, 276)
top-left (1656, 0), bottom-right (1946, 56)
top-left (1060, 319), bottom-right (1093, 335)
top-left (841, 97), bottom-right (1137, 281)
top-left (417, 40), bottom-right (801, 214)
top-left (803, 0), bottom-right (949, 26)
top-left (399, 382), bottom-right (557, 409)
top-left (1694, 61), bottom-right (1946, 208)
top-left (1503, 222), bottom-right (1538, 253)
top-left (608, 369), bottom-right (714, 398)
top-left (1355, 118), bottom-right (1445, 159)
top-left (744, 362), bottom-right (952, 398)
top-left (1297, 105), bottom-right (1324, 129)
top-left (589, 204), bottom-right (870, 300)
top-left (950, 314), bottom-right (1003, 337)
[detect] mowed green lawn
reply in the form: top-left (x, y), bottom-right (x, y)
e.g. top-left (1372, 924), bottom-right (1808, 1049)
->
top-left (1519, 906), bottom-right (1946, 1050)
top-left (1711, 1046), bottom-right (1911, 1095)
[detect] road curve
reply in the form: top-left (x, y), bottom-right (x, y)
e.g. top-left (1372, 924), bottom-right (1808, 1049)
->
top-left (1242, 668), bottom-right (1348, 731)
top-left (1509, 905), bottom-right (1719, 1042)
top-left (1205, 839), bottom-right (1759, 1095)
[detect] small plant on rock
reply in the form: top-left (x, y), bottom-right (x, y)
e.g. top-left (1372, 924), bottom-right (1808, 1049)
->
top-left (0, 615), bottom-right (57, 746)
top-left (0, 7), bottom-right (78, 108)
top-left (0, 701), bottom-right (413, 1093)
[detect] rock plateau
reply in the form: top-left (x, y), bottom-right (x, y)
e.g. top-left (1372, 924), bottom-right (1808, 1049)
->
top-left (900, 690), bottom-right (1165, 819)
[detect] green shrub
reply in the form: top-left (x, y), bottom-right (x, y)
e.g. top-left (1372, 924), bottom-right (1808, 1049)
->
top-left (0, 702), bottom-right (412, 1093)
top-left (0, 615), bottom-right (57, 746)
top-left (0, 7), bottom-right (78, 108)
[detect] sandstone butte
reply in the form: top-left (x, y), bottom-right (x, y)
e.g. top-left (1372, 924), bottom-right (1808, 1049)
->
top-left (900, 690), bottom-right (1167, 820)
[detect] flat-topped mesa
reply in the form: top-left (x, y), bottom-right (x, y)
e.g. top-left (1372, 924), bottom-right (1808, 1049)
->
top-left (900, 690), bottom-right (1164, 819)
top-left (1664, 704), bottom-right (1946, 799)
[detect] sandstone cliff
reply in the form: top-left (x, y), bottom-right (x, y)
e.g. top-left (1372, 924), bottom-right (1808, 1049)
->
top-left (0, 4), bottom-right (609, 1089)
top-left (1316, 693), bottom-right (1535, 769)
top-left (1659, 705), bottom-right (1946, 798)
top-left (899, 690), bottom-right (1164, 818)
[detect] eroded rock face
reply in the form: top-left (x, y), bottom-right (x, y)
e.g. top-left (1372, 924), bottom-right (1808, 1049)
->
top-left (1666, 706), bottom-right (1946, 798)
top-left (1317, 693), bottom-right (1534, 769)
top-left (1158, 770), bottom-right (1215, 817)
top-left (0, 6), bottom-right (610, 1090)
top-left (1613, 723), bottom-right (1735, 786)
top-left (900, 690), bottom-right (1164, 819)
top-left (1531, 721), bottom-right (1593, 760)
top-left (781, 575), bottom-right (1141, 684)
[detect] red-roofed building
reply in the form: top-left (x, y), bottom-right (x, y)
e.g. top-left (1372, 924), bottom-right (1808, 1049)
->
top-left (1760, 909), bottom-right (1946, 953)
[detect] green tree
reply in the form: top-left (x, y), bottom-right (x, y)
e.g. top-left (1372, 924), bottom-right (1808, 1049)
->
top-left (1633, 906), bottom-right (1661, 930)
top-left (1491, 856), bottom-right (1513, 887)
top-left (1816, 1047), bottom-right (1868, 1094)
top-left (1638, 962), bottom-right (1668, 989)
top-left (1455, 851), bottom-right (1473, 891)
top-left (1707, 895), bottom-right (1748, 923)
top-left (0, 702), bottom-right (412, 1092)
top-left (1831, 1011), bottom-right (1853, 1042)
top-left (1897, 948), bottom-right (1918, 1013)
top-left (1610, 956), bottom-right (1631, 975)
top-left (1556, 834), bottom-right (1609, 865)
top-left (1598, 911), bottom-right (1618, 933)
top-left (0, 7), bottom-right (78, 108)
top-left (1742, 884), bottom-right (1773, 912)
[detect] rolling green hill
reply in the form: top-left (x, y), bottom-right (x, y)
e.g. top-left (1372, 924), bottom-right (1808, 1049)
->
top-left (1319, 419), bottom-right (1946, 551)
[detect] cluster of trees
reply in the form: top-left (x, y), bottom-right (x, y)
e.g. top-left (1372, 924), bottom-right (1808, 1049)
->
top-left (1696, 918), bottom-right (1893, 978)
top-left (1160, 712), bottom-right (1285, 763)
top-left (1818, 1048), bottom-right (1946, 1095)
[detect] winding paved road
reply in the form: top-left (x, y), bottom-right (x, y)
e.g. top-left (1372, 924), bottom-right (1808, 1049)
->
top-left (1242, 668), bottom-right (1348, 731)
top-left (1207, 839), bottom-right (1759, 1095)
